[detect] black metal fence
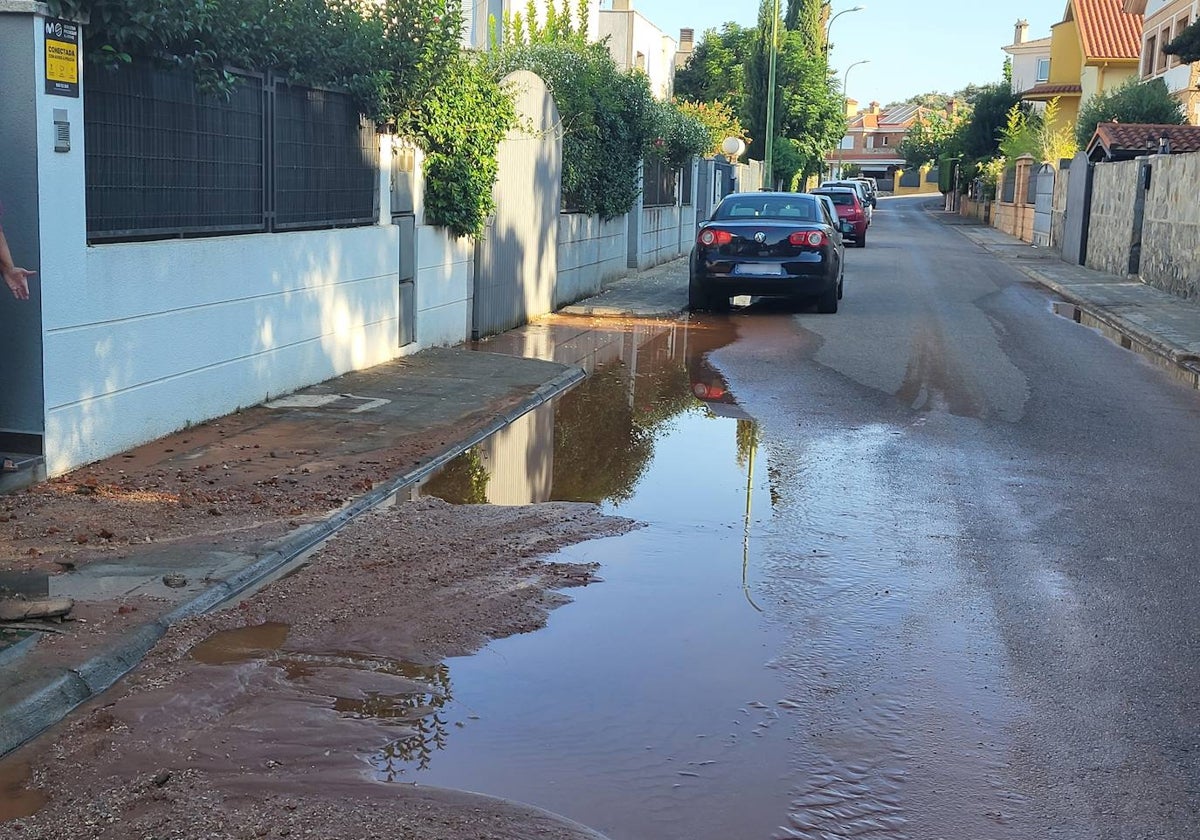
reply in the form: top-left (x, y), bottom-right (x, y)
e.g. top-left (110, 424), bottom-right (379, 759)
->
top-left (1025, 166), bottom-right (1039, 205)
top-left (642, 154), bottom-right (678, 208)
top-left (1001, 166), bottom-right (1017, 203)
top-left (680, 159), bottom-right (693, 206)
top-left (85, 63), bottom-right (377, 242)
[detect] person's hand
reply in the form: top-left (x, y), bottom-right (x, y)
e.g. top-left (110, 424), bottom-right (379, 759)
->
top-left (3, 266), bottom-right (35, 300)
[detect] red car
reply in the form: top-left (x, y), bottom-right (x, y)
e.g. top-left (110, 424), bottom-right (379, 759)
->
top-left (811, 187), bottom-right (869, 247)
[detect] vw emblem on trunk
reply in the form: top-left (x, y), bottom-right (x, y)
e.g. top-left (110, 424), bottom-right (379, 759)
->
top-left (754, 231), bottom-right (767, 243)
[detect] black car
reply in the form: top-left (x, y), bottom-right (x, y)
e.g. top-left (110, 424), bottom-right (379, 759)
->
top-left (688, 192), bottom-right (849, 314)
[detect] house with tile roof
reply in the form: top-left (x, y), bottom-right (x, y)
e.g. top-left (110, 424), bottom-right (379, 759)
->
top-left (1004, 19), bottom-right (1054, 97)
top-left (824, 100), bottom-right (941, 187)
top-left (1122, 0), bottom-right (1200, 124)
top-left (1022, 0), bottom-right (1144, 133)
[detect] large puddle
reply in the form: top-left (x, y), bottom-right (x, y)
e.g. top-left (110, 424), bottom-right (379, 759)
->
top-left (5, 314), bottom-right (1028, 838)
top-left (400, 317), bottom-right (803, 838)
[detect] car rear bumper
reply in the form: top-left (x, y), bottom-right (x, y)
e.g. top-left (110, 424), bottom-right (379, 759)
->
top-left (694, 262), bottom-right (837, 297)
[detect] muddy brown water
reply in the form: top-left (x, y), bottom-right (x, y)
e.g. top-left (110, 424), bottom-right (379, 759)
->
top-left (4, 315), bottom-right (1032, 839)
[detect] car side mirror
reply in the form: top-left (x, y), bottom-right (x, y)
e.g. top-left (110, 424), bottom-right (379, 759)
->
top-left (841, 221), bottom-right (854, 235)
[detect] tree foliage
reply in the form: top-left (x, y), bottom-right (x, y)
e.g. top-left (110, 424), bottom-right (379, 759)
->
top-left (957, 83), bottom-right (1023, 161)
top-left (675, 100), bottom-right (750, 157)
top-left (674, 23), bottom-right (754, 113)
top-left (897, 108), bottom-right (969, 169)
top-left (1164, 17), bottom-right (1200, 63)
top-left (1074, 78), bottom-right (1187, 147)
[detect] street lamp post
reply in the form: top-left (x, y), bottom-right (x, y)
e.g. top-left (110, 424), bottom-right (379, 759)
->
top-left (763, 0), bottom-right (781, 190)
top-left (824, 4), bottom-right (864, 53)
top-left (835, 59), bottom-right (869, 179)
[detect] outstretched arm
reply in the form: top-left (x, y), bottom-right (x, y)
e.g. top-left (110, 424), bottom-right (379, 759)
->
top-left (0, 225), bottom-right (35, 301)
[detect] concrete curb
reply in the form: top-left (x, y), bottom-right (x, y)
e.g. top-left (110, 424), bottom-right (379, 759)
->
top-left (0, 364), bottom-right (587, 758)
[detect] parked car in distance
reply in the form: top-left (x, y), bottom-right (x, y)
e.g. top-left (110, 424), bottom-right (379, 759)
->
top-left (811, 186), bottom-right (869, 248)
top-left (689, 192), bottom-right (850, 314)
top-left (850, 177), bottom-right (878, 208)
top-left (821, 180), bottom-right (874, 222)
top-left (814, 193), bottom-right (841, 236)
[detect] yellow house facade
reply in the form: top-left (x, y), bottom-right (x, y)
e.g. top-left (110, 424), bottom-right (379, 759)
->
top-left (1023, 0), bottom-right (1144, 133)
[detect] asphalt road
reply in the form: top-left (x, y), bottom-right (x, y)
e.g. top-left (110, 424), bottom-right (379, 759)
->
top-left (707, 194), bottom-right (1200, 839)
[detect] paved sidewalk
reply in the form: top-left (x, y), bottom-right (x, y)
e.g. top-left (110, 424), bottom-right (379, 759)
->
top-left (0, 347), bottom-right (585, 756)
top-left (559, 257), bottom-right (688, 318)
top-left (935, 210), bottom-right (1200, 389)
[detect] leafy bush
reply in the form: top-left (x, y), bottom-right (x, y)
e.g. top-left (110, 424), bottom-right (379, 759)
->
top-left (1074, 78), bottom-right (1186, 148)
top-left (414, 55), bottom-right (516, 238)
top-left (652, 101), bottom-right (712, 170)
top-left (674, 100), bottom-right (751, 158)
top-left (486, 40), bottom-right (657, 218)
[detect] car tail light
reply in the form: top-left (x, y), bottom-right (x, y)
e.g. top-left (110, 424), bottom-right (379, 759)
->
top-left (697, 228), bottom-right (733, 247)
top-left (789, 230), bottom-right (827, 247)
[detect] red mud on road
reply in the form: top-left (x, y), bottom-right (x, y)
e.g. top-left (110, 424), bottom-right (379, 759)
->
top-left (1, 497), bottom-right (637, 840)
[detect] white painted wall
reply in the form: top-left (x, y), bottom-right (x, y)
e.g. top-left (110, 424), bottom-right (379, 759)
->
top-left (43, 226), bottom-right (401, 473)
top-left (411, 223), bottom-right (474, 351)
top-left (598, 7), bottom-right (677, 100)
top-left (555, 213), bottom-right (629, 306)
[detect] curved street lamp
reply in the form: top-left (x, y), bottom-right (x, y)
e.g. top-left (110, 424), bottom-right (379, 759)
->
top-left (835, 59), bottom-right (870, 179)
top-left (825, 4), bottom-right (865, 53)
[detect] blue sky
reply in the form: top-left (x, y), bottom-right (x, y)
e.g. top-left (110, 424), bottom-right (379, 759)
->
top-left (624, 0), bottom-right (1064, 105)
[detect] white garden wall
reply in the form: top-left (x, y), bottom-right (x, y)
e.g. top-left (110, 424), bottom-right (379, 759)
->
top-left (555, 213), bottom-right (629, 307)
top-left (43, 225), bottom-right (401, 474)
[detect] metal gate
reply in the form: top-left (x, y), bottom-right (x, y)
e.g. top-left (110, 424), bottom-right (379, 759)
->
top-left (1061, 152), bottom-right (1095, 266)
top-left (472, 70), bottom-right (562, 339)
top-left (1032, 163), bottom-right (1056, 248)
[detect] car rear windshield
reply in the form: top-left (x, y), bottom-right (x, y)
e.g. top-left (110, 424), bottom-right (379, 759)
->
top-left (713, 196), bottom-right (819, 222)
top-left (815, 191), bottom-right (855, 206)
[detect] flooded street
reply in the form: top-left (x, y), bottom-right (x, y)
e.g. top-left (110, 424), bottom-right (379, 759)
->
top-left (9, 199), bottom-right (1200, 839)
top-left (402, 311), bottom-right (1033, 839)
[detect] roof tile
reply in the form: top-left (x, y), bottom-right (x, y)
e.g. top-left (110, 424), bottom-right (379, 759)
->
top-left (1092, 122), bottom-right (1200, 155)
top-left (1073, 0), bottom-right (1143, 60)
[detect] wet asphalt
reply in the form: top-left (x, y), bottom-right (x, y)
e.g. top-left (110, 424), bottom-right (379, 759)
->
top-left (701, 196), bottom-right (1200, 838)
top-left (404, 196), bottom-right (1200, 838)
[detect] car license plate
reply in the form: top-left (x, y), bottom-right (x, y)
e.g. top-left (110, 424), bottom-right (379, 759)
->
top-left (733, 263), bottom-right (783, 276)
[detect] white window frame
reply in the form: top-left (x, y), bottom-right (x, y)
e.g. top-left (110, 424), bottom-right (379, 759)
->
top-left (1035, 57), bottom-right (1050, 83)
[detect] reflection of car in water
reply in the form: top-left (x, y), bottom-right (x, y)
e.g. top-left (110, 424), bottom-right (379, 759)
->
top-left (685, 327), bottom-right (754, 421)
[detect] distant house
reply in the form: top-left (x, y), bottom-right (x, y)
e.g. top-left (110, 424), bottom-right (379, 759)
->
top-left (1122, 0), bottom-right (1200, 124)
top-left (1022, 0), bottom-right (1144, 133)
top-left (1085, 120), bottom-right (1200, 159)
top-left (599, 0), bottom-right (678, 100)
top-left (825, 100), bottom-right (954, 187)
top-left (1003, 18), bottom-right (1053, 100)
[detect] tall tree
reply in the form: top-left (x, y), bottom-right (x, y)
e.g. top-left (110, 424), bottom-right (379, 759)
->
top-left (958, 83), bottom-right (1022, 161)
top-left (674, 23), bottom-right (753, 112)
top-left (785, 0), bottom-right (824, 51)
top-left (743, 0), bottom-right (775, 164)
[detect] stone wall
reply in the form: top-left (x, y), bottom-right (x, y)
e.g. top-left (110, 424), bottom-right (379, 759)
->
top-left (1140, 153), bottom-right (1200, 299)
top-left (1085, 158), bottom-right (1141, 277)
